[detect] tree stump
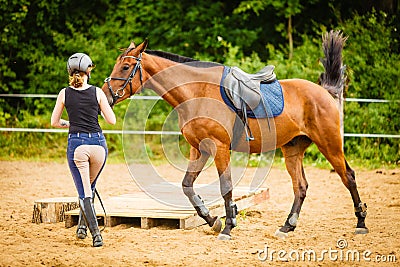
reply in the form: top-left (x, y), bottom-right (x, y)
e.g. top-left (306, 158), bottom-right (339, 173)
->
top-left (32, 197), bottom-right (79, 224)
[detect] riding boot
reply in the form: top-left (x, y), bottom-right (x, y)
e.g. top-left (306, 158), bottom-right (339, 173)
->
top-left (76, 210), bottom-right (87, 239)
top-left (76, 191), bottom-right (96, 239)
top-left (79, 197), bottom-right (103, 247)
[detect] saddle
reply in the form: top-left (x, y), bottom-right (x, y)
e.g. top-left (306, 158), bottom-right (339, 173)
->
top-left (223, 65), bottom-right (276, 109)
top-left (221, 65), bottom-right (277, 143)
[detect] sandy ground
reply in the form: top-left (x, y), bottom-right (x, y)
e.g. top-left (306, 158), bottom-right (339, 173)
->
top-left (0, 160), bottom-right (399, 267)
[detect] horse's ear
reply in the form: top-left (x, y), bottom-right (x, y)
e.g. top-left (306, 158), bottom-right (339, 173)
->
top-left (128, 42), bottom-right (136, 49)
top-left (138, 39), bottom-right (148, 53)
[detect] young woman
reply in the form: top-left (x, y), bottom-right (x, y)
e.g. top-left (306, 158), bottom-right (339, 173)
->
top-left (51, 53), bottom-right (116, 247)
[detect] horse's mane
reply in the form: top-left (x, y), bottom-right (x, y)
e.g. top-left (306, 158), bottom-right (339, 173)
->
top-left (146, 50), bottom-right (198, 63)
top-left (119, 48), bottom-right (195, 63)
top-left (119, 46), bottom-right (221, 67)
top-left (146, 49), bottom-right (221, 68)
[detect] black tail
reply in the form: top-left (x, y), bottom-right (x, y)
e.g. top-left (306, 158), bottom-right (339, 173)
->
top-left (319, 30), bottom-right (348, 102)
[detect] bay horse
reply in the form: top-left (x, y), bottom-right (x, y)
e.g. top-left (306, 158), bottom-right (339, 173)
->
top-left (102, 33), bottom-right (368, 240)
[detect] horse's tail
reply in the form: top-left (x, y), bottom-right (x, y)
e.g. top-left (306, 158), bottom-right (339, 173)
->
top-left (318, 30), bottom-right (348, 103)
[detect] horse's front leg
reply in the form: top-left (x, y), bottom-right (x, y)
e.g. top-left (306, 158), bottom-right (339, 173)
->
top-left (182, 146), bottom-right (222, 231)
top-left (214, 145), bottom-right (237, 240)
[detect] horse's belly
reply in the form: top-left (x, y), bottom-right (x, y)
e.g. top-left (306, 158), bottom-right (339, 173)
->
top-left (232, 114), bottom-right (301, 153)
top-left (232, 118), bottom-right (277, 153)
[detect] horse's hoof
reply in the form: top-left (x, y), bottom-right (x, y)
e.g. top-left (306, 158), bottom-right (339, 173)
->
top-left (211, 217), bottom-right (222, 233)
top-left (274, 229), bottom-right (288, 239)
top-left (355, 227), bottom-right (369, 234)
top-left (217, 233), bottom-right (231, 240)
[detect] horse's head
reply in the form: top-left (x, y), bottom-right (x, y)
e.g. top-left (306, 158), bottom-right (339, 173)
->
top-left (102, 39), bottom-right (148, 106)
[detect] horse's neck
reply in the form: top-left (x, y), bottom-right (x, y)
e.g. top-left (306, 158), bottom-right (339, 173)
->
top-left (143, 55), bottom-right (223, 107)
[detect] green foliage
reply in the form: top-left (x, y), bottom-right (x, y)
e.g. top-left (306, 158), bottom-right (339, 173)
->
top-left (340, 10), bottom-right (400, 166)
top-left (0, 1), bottom-right (399, 167)
top-left (267, 35), bottom-right (324, 81)
top-left (342, 10), bottom-right (400, 100)
top-left (0, 109), bottom-right (65, 160)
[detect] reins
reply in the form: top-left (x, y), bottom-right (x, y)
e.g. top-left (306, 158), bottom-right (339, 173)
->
top-left (94, 188), bottom-right (107, 232)
top-left (104, 53), bottom-right (144, 106)
top-left (99, 53), bottom-right (144, 230)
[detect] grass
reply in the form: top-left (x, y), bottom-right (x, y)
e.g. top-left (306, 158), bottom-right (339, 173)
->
top-left (0, 130), bottom-right (398, 170)
top-left (1, 139), bottom-right (398, 170)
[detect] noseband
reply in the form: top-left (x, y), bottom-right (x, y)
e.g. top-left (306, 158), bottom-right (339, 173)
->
top-left (104, 53), bottom-right (143, 106)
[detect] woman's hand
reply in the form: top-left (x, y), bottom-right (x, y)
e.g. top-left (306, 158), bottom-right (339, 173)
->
top-left (59, 119), bottom-right (70, 128)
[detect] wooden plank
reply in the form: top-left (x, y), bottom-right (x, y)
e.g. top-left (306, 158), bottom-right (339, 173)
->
top-left (141, 217), bottom-right (155, 229)
top-left (65, 212), bottom-right (78, 228)
top-left (64, 186), bottom-right (269, 229)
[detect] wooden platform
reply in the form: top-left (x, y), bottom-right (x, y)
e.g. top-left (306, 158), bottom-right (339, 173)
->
top-left (65, 183), bottom-right (269, 230)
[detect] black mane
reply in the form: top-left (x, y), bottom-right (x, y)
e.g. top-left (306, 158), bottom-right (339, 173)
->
top-left (146, 50), bottom-right (221, 68)
top-left (146, 50), bottom-right (198, 63)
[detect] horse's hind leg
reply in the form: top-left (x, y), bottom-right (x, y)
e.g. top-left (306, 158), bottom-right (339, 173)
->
top-left (313, 132), bottom-right (368, 234)
top-left (344, 160), bottom-right (368, 233)
top-left (182, 146), bottom-right (221, 231)
top-left (276, 135), bottom-right (312, 238)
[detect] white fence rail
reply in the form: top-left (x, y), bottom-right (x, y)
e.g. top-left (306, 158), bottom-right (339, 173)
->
top-left (0, 128), bottom-right (181, 135)
top-left (0, 94), bottom-right (399, 138)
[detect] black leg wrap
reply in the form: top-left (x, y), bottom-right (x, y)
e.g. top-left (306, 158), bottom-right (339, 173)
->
top-left (190, 195), bottom-right (209, 217)
top-left (79, 197), bottom-right (103, 247)
top-left (220, 201), bottom-right (238, 237)
top-left (225, 201), bottom-right (238, 228)
top-left (355, 202), bottom-right (367, 218)
top-left (193, 206), bottom-right (216, 227)
top-left (186, 194), bottom-right (218, 227)
top-left (355, 202), bottom-right (368, 229)
top-left (279, 213), bottom-right (298, 233)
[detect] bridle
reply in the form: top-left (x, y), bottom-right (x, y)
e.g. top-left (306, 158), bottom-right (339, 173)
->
top-left (104, 53), bottom-right (143, 106)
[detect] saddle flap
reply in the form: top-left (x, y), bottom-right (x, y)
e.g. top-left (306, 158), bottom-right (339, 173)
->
top-left (224, 68), bottom-right (261, 109)
top-left (219, 66), bottom-right (284, 120)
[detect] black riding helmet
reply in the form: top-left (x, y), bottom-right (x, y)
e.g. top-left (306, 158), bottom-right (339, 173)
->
top-left (67, 53), bottom-right (95, 76)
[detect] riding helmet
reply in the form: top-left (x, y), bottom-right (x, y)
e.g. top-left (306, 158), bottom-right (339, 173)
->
top-left (67, 53), bottom-right (94, 76)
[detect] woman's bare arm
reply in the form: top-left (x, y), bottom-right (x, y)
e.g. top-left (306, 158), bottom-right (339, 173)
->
top-left (51, 89), bottom-right (69, 128)
top-left (97, 88), bottom-right (116, 125)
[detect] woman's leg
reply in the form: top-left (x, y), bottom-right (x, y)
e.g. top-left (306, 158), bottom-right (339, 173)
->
top-left (70, 145), bottom-right (106, 247)
top-left (67, 140), bottom-right (89, 239)
top-left (88, 145), bottom-right (107, 191)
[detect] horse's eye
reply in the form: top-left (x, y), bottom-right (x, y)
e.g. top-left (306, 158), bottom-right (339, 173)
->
top-left (122, 65), bottom-right (130, 71)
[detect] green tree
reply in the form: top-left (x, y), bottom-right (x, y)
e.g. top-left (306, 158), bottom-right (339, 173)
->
top-left (235, 0), bottom-right (318, 59)
top-left (0, 0), bottom-right (399, 164)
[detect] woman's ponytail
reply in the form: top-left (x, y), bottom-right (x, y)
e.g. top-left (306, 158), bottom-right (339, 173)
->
top-left (69, 71), bottom-right (86, 87)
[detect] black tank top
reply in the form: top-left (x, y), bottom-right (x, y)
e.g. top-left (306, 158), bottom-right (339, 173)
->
top-left (65, 86), bottom-right (102, 134)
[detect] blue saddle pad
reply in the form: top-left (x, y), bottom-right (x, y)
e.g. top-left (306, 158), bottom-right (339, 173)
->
top-left (220, 67), bottom-right (284, 118)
